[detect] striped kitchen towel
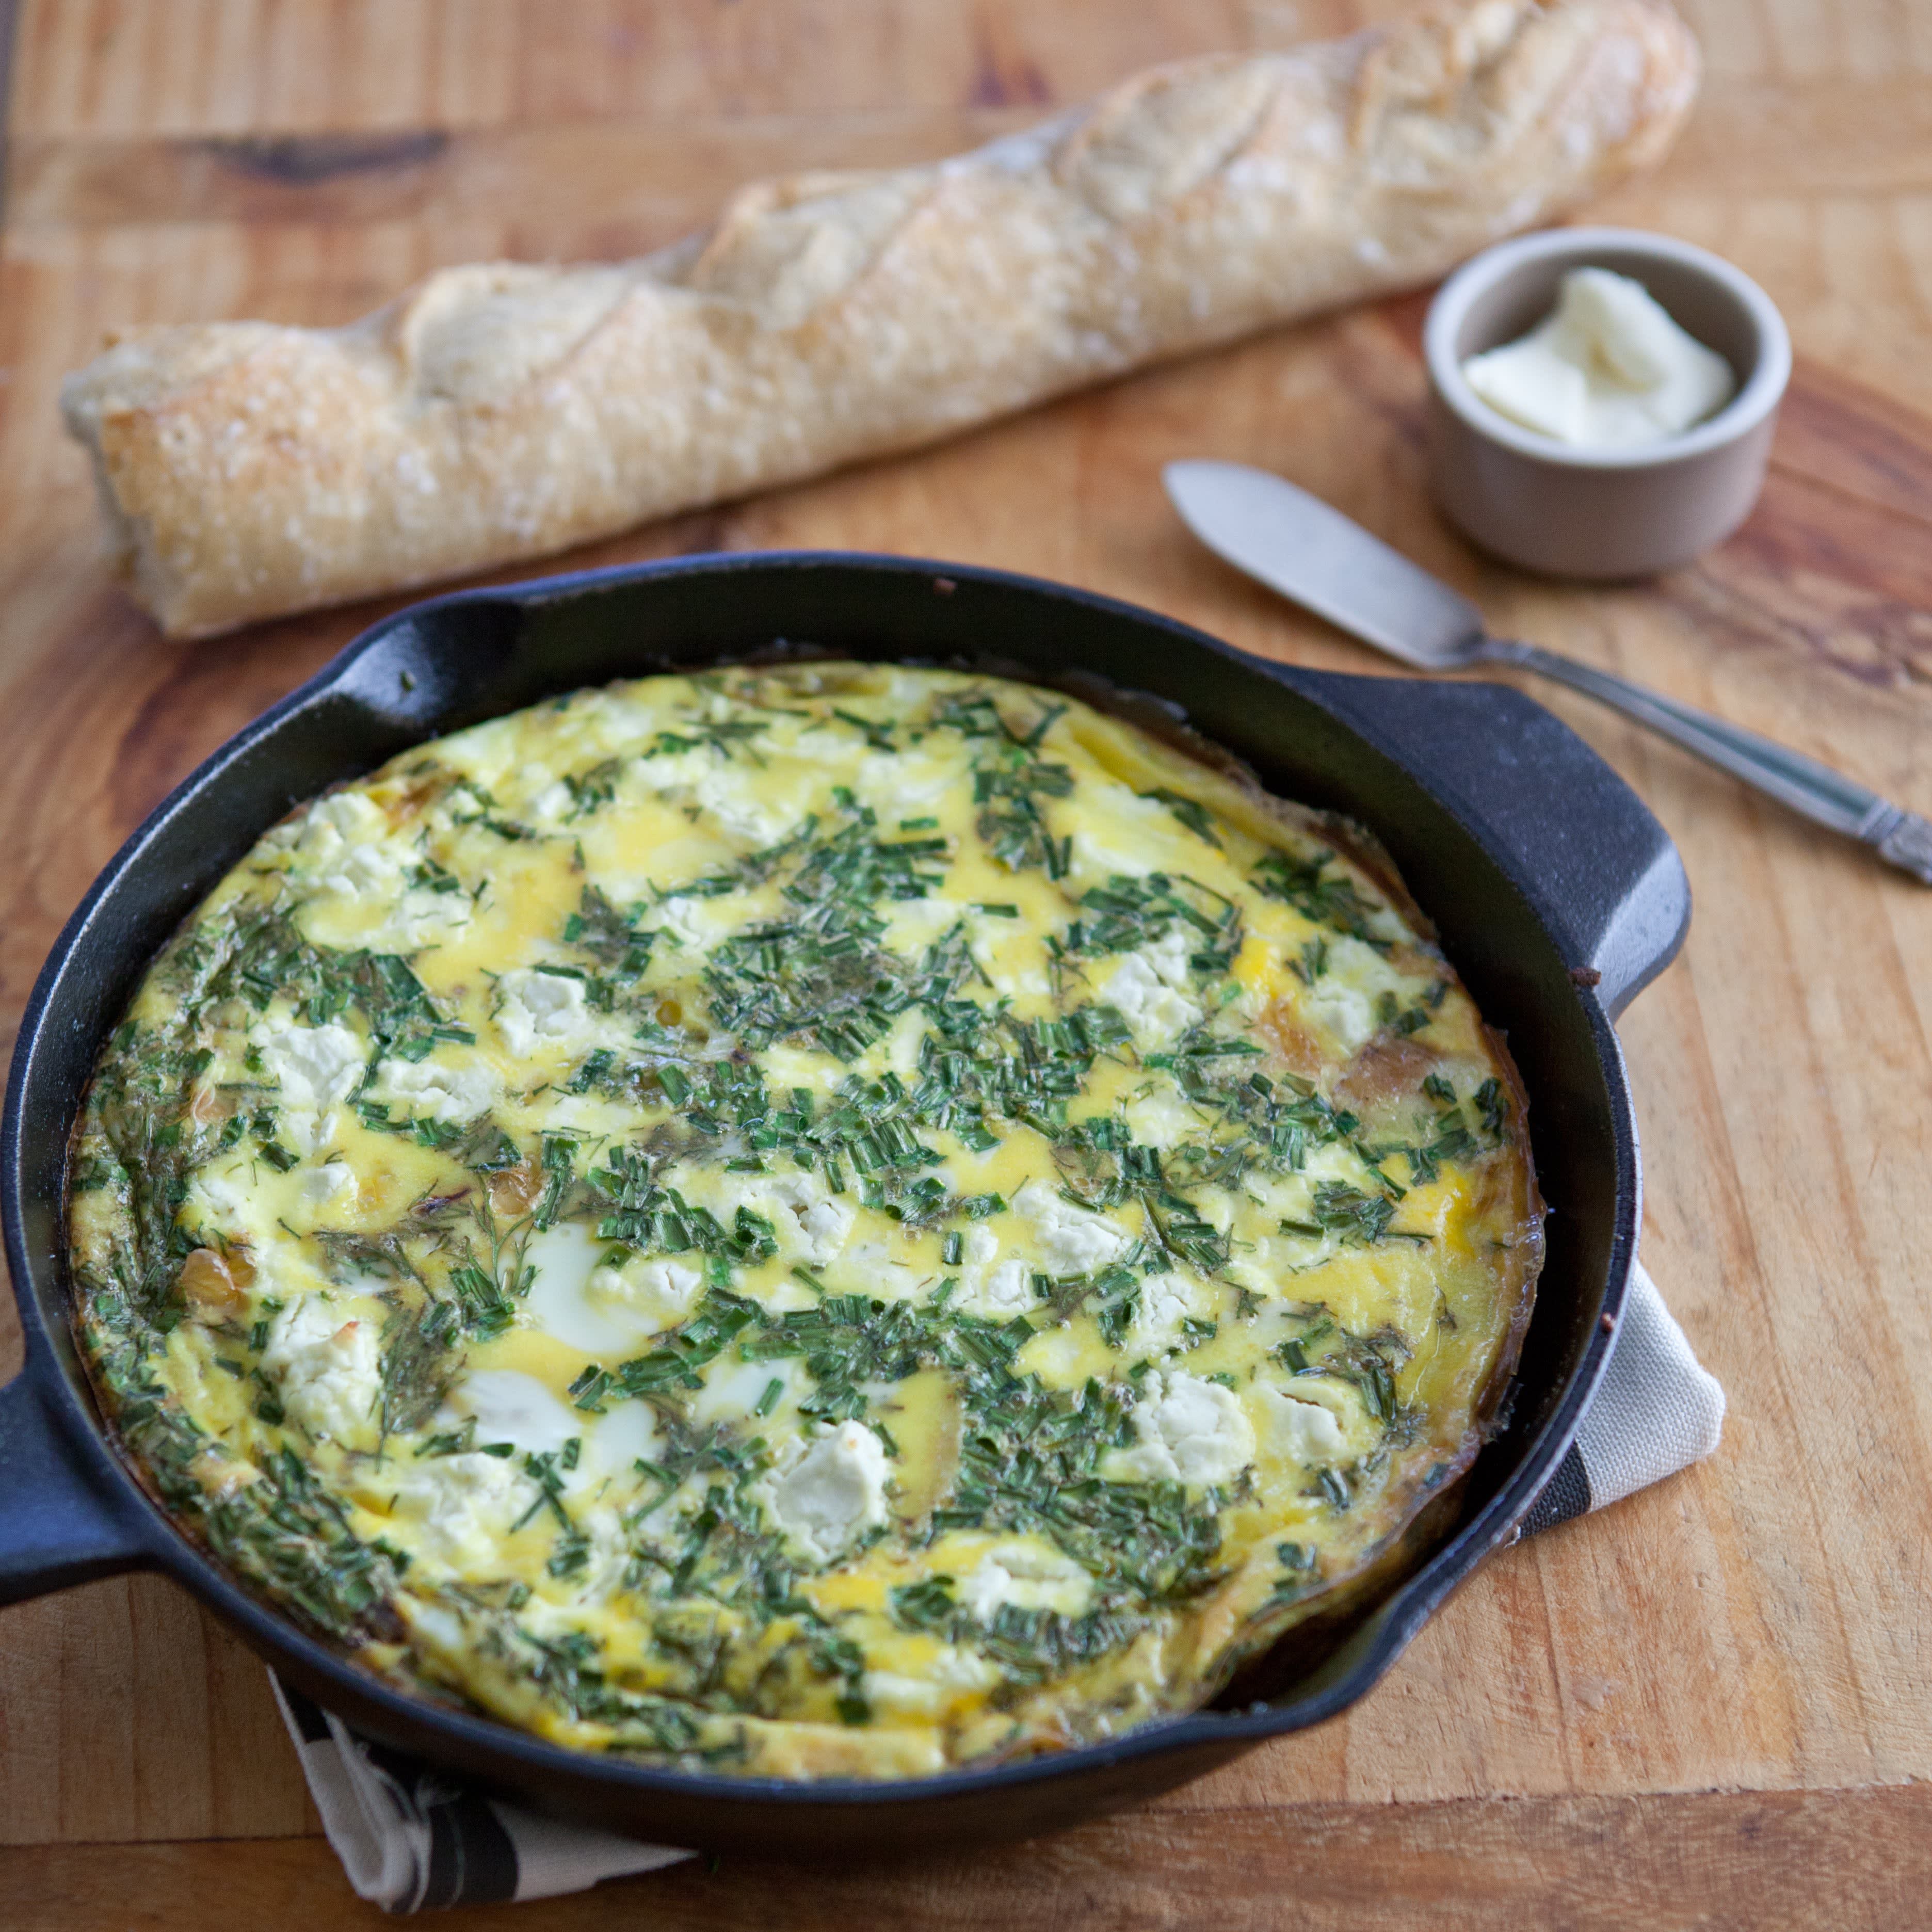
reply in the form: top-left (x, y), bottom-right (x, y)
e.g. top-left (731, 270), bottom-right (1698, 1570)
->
top-left (275, 1260), bottom-right (1721, 1912)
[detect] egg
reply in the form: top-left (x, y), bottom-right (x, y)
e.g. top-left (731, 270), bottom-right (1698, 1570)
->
top-left (68, 664), bottom-right (1540, 1779)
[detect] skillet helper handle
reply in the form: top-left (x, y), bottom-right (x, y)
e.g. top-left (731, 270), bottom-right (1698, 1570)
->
top-left (0, 1372), bottom-right (150, 1605)
top-left (1492, 639), bottom-right (1932, 886)
top-left (1282, 673), bottom-right (1691, 1018)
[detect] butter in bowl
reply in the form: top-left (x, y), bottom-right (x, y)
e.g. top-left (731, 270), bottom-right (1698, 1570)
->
top-left (1423, 227), bottom-right (1792, 578)
top-left (1461, 266), bottom-right (1735, 449)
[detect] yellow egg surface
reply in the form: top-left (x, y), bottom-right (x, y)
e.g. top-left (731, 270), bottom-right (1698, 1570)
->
top-left (69, 663), bottom-right (1541, 1780)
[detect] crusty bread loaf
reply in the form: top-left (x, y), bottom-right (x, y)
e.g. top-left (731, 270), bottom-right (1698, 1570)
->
top-left (61, 0), bottom-right (1698, 638)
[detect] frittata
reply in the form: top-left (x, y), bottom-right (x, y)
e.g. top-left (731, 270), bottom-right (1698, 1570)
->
top-left (68, 663), bottom-right (1540, 1779)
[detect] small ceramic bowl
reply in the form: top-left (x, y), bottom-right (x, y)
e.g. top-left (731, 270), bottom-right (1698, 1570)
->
top-left (1423, 226), bottom-right (1792, 579)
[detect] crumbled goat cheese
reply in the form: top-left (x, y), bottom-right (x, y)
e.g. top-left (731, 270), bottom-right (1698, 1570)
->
top-left (387, 1453), bottom-right (534, 1569)
top-left (1118, 1372), bottom-right (1257, 1487)
top-left (958, 1541), bottom-right (1095, 1620)
top-left (384, 888), bottom-right (473, 949)
top-left (765, 1422), bottom-right (890, 1563)
top-left (261, 1296), bottom-right (381, 1445)
top-left (1130, 1269), bottom-right (1200, 1349)
top-left (585, 1257), bottom-right (705, 1336)
top-left (795, 1194), bottom-right (856, 1265)
top-left (1016, 1179), bottom-right (1130, 1274)
top-left (1123, 1086), bottom-right (1198, 1150)
top-left (1142, 924), bottom-right (1196, 989)
top-left (695, 768), bottom-right (784, 843)
top-left (861, 1646), bottom-right (1002, 1717)
top-left (1301, 936), bottom-right (1420, 1055)
top-left (298, 791), bottom-right (388, 861)
top-left (495, 969), bottom-right (593, 1057)
top-left (1104, 949), bottom-right (1202, 1046)
top-left (979, 1258), bottom-right (1036, 1314)
top-left (300, 1160), bottom-right (356, 1209)
top-left (656, 894), bottom-right (733, 952)
top-left (251, 1017), bottom-right (364, 1113)
top-left (317, 842), bottom-right (400, 900)
top-left (1255, 1385), bottom-right (1347, 1462)
top-left (374, 1057), bottom-right (502, 1124)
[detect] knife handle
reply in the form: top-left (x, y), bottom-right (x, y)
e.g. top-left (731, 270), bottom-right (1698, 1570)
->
top-left (1489, 639), bottom-right (1932, 887)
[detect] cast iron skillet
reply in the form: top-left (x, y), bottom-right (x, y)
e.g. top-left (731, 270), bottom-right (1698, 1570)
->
top-left (0, 552), bottom-right (1687, 1855)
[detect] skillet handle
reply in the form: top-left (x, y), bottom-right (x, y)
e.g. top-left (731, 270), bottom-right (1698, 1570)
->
top-left (1284, 672), bottom-right (1691, 1018)
top-left (0, 1371), bottom-right (151, 1605)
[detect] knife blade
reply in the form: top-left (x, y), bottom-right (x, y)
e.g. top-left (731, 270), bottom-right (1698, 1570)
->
top-left (1163, 460), bottom-right (1490, 670)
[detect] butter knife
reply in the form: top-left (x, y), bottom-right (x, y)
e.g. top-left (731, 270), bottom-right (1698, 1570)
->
top-left (1165, 460), bottom-right (1932, 886)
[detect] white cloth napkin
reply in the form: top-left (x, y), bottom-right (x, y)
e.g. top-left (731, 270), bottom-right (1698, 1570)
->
top-left (1519, 1262), bottom-right (1725, 1533)
top-left (270, 1676), bottom-right (691, 1909)
top-left (274, 1260), bottom-right (1721, 1912)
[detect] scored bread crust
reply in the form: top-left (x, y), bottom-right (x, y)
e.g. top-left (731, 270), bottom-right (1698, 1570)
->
top-left (60, 0), bottom-right (1698, 638)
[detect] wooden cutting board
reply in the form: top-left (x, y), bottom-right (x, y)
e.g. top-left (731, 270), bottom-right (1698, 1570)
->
top-left (3, 3), bottom-right (1932, 1925)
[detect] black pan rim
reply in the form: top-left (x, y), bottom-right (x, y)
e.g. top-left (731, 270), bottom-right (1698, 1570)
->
top-left (2, 546), bottom-right (1645, 1817)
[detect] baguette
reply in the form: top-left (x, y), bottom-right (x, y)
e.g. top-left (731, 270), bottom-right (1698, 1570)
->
top-left (61, 0), bottom-right (1698, 638)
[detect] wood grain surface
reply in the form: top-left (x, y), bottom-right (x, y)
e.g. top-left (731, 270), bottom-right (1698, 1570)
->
top-left (3, 1), bottom-right (1931, 1925)
top-left (10, 1783), bottom-right (1932, 1932)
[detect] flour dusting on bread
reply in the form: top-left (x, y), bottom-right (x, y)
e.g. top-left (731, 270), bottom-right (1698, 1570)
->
top-left (61, 0), bottom-right (1699, 637)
